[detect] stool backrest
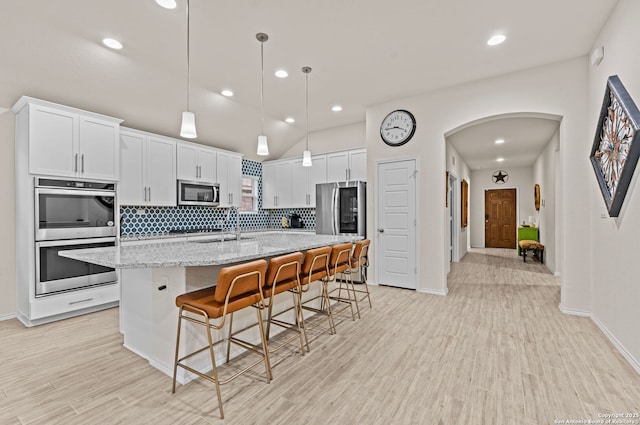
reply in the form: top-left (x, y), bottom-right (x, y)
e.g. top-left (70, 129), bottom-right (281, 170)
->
top-left (352, 239), bottom-right (370, 267)
top-left (214, 259), bottom-right (268, 309)
top-left (301, 246), bottom-right (331, 282)
top-left (328, 243), bottom-right (353, 275)
top-left (265, 252), bottom-right (303, 289)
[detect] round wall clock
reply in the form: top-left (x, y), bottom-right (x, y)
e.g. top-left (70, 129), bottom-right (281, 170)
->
top-left (492, 170), bottom-right (509, 184)
top-left (380, 109), bottom-right (416, 146)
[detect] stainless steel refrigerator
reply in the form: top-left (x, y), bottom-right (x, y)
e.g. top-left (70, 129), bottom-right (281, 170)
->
top-left (316, 181), bottom-right (366, 237)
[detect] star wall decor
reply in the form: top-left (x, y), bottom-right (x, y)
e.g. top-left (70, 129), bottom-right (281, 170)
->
top-left (492, 170), bottom-right (509, 184)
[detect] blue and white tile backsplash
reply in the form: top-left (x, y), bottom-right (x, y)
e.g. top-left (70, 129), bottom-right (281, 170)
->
top-left (120, 159), bottom-right (316, 235)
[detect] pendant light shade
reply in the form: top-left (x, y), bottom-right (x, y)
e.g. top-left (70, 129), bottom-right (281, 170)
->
top-left (180, 111), bottom-right (197, 138)
top-left (302, 66), bottom-right (312, 167)
top-left (257, 135), bottom-right (269, 156)
top-left (256, 33), bottom-right (269, 156)
top-left (180, 0), bottom-right (197, 138)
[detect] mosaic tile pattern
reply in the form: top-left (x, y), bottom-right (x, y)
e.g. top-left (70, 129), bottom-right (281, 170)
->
top-left (120, 159), bottom-right (317, 235)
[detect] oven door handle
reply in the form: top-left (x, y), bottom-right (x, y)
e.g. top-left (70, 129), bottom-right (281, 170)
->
top-left (35, 188), bottom-right (116, 198)
top-left (36, 237), bottom-right (116, 248)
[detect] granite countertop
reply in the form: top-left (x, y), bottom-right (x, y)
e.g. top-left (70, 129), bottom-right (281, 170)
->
top-left (61, 232), bottom-right (361, 269)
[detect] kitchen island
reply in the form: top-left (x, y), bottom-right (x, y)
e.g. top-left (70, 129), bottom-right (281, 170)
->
top-left (61, 231), bottom-right (361, 383)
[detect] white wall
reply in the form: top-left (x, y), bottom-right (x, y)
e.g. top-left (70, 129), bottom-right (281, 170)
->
top-left (0, 110), bottom-right (16, 318)
top-left (533, 130), bottom-right (558, 274)
top-left (469, 167), bottom-right (534, 248)
top-left (588, 0), bottom-right (640, 372)
top-left (278, 122), bottom-right (365, 160)
top-left (445, 142), bottom-right (471, 266)
top-left (366, 57), bottom-right (590, 307)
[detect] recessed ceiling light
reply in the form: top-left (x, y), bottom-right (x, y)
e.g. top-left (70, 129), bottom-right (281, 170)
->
top-left (285, 117), bottom-right (295, 124)
top-left (494, 139), bottom-right (505, 144)
top-left (275, 70), bottom-right (288, 78)
top-left (487, 34), bottom-right (506, 46)
top-left (102, 38), bottom-right (123, 50)
top-left (331, 105), bottom-right (343, 112)
top-left (221, 89), bottom-right (234, 97)
top-left (496, 157), bottom-right (505, 162)
top-left (155, 0), bottom-right (177, 9)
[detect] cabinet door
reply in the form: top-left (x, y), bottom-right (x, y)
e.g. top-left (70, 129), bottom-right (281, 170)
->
top-left (291, 159), bottom-right (310, 208)
top-left (119, 132), bottom-right (146, 205)
top-left (216, 152), bottom-right (230, 207)
top-left (276, 161), bottom-right (293, 208)
top-left (326, 152), bottom-right (349, 182)
top-left (308, 155), bottom-right (327, 207)
top-left (78, 117), bottom-right (119, 180)
top-left (227, 155), bottom-right (242, 207)
top-left (176, 144), bottom-right (198, 181)
top-left (146, 137), bottom-right (176, 206)
top-left (29, 105), bottom-right (77, 177)
top-left (198, 149), bottom-right (217, 184)
top-left (348, 149), bottom-right (367, 181)
top-left (262, 162), bottom-right (277, 209)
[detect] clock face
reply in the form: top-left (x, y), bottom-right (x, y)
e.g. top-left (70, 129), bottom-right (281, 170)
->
top-left (380, 109), bottom-right (416, 146)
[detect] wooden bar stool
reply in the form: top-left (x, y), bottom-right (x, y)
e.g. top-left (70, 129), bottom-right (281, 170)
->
top-left (299, 246), bottom-right (333, 334)
top-left (171, 259), bottom-right (270, 420)
top-left (344, 239), bottom-right (372, 318)
top-left (263, 251), bottom-right (309, 355)
top-left (324, 243), bottom-right (357, 325)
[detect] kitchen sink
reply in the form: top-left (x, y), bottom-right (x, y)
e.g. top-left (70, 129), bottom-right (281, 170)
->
top-left (190, 234), bottom-right (255, 243)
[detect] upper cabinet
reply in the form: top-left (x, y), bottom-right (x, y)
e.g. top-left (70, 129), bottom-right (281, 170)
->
top-left (326, 147), bottom-right (367, 182)
top-left (262, 160), bottom-right (293, 208)
top-left (120, 129), bottom-right (176, 206)
top-left (177, 143), bottom-right (217, 183)
top-left (216, 152), bottom-right (242, 207)
top-left (291, 155), bottom-right (327, 208)
top-left (12, 97), bottom-right (122, 181)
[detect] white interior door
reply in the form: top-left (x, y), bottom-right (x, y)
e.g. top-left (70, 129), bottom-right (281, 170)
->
top-left (376, 159), bottom-right (417, 289)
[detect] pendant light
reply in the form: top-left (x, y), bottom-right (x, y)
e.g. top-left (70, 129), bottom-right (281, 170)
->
top-left (180, 0), bottom-right (197, 138)
top-left (302, 66), bottom-right (312, 167)
top-left (256, 33), bottom-right (269, 156)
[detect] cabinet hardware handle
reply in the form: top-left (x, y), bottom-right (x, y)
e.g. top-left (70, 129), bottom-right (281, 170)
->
top-left (144, 187), bottom-right (147, 202)
top-left (148, 187), bottom-right (151, 202)
top-left (74, 153), bottom-right (78, 172)
top-left (158, 285), bottom-right (167, 291)
top-left (81, 154), bottom-right (85, 173)
top-left (69, 298), bottom-right (93, 305)
top-left (378, 228), bottom-right (384, 233)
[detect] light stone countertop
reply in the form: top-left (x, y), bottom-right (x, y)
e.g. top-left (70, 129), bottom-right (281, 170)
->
top-left (60, 232), bottom-right (361, 269)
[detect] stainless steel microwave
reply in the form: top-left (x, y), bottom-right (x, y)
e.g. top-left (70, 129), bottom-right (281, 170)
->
top-left (177, 180), bottom-right (220, 206)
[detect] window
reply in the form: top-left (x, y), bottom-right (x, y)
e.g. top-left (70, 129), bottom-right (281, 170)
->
top-left (240, 175), bottom-right (259, 213)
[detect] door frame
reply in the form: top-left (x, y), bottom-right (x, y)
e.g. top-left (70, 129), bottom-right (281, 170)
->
top-left (483, 187), bottom-right (519, 248)
top-left (448, 171), bottom-right (459, 262)
top-left (374, 156), bottom-right (420, 289)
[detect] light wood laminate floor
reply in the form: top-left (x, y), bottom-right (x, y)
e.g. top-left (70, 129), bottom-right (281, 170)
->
top-left (1, 248), bottom-right (639, 424)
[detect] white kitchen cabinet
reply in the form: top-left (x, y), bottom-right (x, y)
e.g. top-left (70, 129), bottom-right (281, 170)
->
top-left (326, 148), bottom-right (367, 182)
top-left (13, 97), bottom-right (121, 181)
top-left (262, 160), bottom-right (293, 209)
top-left (120, 129), bottom-right (176, 206)
top-left (177, 143), bottom-right (217, 183)
top-left (291, 154), bottom-right (327, 207)
top-left (216, 152), bottom-right (242, 207)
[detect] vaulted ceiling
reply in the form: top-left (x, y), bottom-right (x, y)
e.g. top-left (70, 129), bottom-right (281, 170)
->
top-left (0, 1), bottom-right (617, 161)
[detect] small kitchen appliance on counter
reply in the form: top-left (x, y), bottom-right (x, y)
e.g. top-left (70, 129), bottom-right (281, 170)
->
top-left (290, 213), bottom-right (304, 228)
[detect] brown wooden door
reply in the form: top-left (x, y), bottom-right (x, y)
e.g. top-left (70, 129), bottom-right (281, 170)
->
top-left (484, 189), bottom-right (517, 248)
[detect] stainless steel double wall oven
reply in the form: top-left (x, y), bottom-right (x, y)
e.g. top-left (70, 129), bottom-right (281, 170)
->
top-left (34, 178), bottom-right (117, 297)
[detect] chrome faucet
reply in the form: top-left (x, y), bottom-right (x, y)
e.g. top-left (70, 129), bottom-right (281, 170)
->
top-left (226, 206), bottom-right (240, 240)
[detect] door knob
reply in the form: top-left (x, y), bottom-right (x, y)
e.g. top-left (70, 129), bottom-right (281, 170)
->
top-left (378, 228), bottom-right (384, 233)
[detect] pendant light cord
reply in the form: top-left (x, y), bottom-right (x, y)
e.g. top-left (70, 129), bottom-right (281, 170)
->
top-left (186, 0), bottom-right (191, 111)
top-left (305, 72), bottom-right (309, 150)
top-left (260, 39), bottom-right (265, 135)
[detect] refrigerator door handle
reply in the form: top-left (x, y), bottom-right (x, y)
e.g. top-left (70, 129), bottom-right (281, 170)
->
top-left (332, 187), bottom-right (340, 235)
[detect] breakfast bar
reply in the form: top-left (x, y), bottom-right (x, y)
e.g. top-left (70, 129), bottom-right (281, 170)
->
top-left (61, 231), bottom-right (361, 383)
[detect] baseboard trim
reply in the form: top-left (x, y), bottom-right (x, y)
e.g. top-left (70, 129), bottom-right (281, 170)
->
top-left (591, 313), bottom-right (640, 376)
top-left (0, 312), bottom-right (17, 321)
top-left (558, 303), bottom-right (590, 317)
top-left (417, 288), bottom-right (448, 296)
